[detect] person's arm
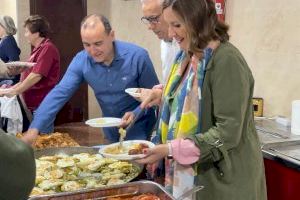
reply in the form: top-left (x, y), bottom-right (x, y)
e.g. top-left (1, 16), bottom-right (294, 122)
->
top-left (0, 59), bottom-right (10, 78)
top-left (22, 53), bottom-right (85, 144)
top-left (4, 72), bottom-right (42, 97)
top-left (15, 72), bottom-right (45, 93)
top-left (189, 49), bottom-right (252, 164)
top-left (135, 138), bottom-right (200, 165)
top-left (140, 88), bottom-right (163, 109)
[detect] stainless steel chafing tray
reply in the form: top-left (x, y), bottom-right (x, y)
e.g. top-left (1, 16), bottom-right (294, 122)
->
top-left (34, 147), bottom-right (101, 158)
top-left (31, 147), bottom-right (144, 199)
top-left (255, 119), bottom-right (300, 145)
top-left (28, 180), bottom-right (174, 200)
top-left (262, 140), bottom-right (300, 167)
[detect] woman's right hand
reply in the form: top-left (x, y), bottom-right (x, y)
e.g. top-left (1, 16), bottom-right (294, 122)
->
top-left (140, 88), bottom-right (163, 109)
top-left (135, 144), bottom-right (169, 164)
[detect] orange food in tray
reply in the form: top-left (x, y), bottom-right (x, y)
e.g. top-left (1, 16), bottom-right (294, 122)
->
top-left (16, 132), bottom-right (79, 149)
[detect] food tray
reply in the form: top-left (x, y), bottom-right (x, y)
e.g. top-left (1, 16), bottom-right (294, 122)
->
top-left (34, 147), bottom-right (100, 158)
top-left (28, 180), bottom-right (174, 200)
top-left (17, 132), bottom-right (80, 150)
top-left (31, 147), bottom-right (143, 199)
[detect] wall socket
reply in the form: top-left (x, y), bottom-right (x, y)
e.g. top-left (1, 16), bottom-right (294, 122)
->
top-left (253, 97), bottom-right (263, 117)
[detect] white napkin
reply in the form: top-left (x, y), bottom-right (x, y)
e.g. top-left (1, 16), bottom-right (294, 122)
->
top-left (0, 95), bottom-right (23, 134)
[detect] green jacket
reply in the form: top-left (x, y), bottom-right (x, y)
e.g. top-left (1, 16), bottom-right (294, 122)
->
top-left (0, 130), bottom-right (36, 200)
top-left (189, 42), bottom-right (267, 200)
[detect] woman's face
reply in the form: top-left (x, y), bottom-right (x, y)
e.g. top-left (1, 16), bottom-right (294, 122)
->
top-left (164, 7), bottom-right (189, 51)
top-left (24, 26), bottom-right (39, 46)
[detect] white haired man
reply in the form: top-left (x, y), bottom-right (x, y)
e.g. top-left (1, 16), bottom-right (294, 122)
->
top-left (140, 0), bottom-right (179, 84)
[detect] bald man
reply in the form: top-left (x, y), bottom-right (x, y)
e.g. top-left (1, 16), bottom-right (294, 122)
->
top-left (22, 14), bottom-right (159, 144)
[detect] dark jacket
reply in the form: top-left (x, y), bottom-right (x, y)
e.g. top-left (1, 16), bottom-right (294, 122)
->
top-left (0, 130), bottom-right (35, 200)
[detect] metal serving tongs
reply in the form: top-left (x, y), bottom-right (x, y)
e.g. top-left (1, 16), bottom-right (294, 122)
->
top-left (119, 107), bottom-right (145, 151)
top-left (176, 185), bottom-right (204, 200)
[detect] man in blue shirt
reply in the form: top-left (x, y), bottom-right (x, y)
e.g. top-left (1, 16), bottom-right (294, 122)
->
top-left (22, 14), bottom-right (159, 144)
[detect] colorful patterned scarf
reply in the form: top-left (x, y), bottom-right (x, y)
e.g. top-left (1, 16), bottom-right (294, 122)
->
top-left (155, 48), bottom-right (212, 144)
top-left (151, 48), bottom-right (213, 195)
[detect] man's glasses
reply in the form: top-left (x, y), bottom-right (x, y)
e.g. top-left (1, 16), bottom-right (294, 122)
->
top-left (141, 14), bottom-right (162, 25)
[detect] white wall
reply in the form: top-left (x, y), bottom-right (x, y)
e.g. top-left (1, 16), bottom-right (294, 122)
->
top-left (4, 0), bottom-right (300, 119)
top-left (16, 0), bottom-right (31, 60)
top-left (226, 0), bottom-right (300, 117)
top-left (0, 0), bottom-right (17, 23)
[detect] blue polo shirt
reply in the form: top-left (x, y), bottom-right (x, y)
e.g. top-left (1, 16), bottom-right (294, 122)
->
top-left (30, 40), bottom-right (159, 142)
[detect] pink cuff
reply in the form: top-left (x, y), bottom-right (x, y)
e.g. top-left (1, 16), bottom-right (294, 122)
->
top-left (171, 138), bottom-right (200, 165)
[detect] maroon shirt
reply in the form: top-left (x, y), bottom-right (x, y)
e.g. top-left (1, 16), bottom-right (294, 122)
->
top-left (21, 38), bottom-right (60, 111)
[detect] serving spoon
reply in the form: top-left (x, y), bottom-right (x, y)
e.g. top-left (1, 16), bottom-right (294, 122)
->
top-left (176, 185), bottom-right (204, 200)
top-left (118, 108), bottom-right (144, 152)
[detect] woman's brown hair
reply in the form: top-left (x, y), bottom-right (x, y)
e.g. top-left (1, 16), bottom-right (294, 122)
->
top-left (24, 15), bottom-right (51, 38)
top-left (163, 0), bottom-right (229, 53)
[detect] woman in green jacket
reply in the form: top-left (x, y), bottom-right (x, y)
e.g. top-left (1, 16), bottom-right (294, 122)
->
top-left (135, 0), bottom-right (267, 199)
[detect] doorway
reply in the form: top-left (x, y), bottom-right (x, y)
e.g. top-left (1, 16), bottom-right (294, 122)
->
top-left (30, 0), bottom-right (88, 125)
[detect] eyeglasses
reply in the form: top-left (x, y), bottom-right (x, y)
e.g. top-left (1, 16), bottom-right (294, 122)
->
top-left (141, 14), bottom-right (162, 25)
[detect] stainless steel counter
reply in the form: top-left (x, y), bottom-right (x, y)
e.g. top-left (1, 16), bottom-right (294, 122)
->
top-left (262, 141), bottom-right (300, 169)
top-left (256, 119), bottom-right (300, 169)
top-left (256, 118), bottom-right (300, 145)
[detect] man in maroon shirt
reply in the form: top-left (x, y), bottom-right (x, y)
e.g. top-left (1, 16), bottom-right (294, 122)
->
top-left (1, 15), bottom-right (60, 112)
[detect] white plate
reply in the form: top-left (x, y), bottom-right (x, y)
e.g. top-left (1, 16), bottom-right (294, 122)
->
top-left (5, 61), bottom-right (36, 68)
top-left (125, 88), bottom-right (141, 98)
top-left (99, 140), bottom-right (155, 160)
top-left (85, 117), bottom-right (122, 128)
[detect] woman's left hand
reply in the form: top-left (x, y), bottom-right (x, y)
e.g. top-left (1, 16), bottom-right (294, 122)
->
top-left (0, 88), bottom-right (16, 97)
top-left (135, 144), bottom-right (169, 164)
top-left (7, 66), bottom-right (27, 76)
top-left (140, 88), bottom-right (163, 109)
